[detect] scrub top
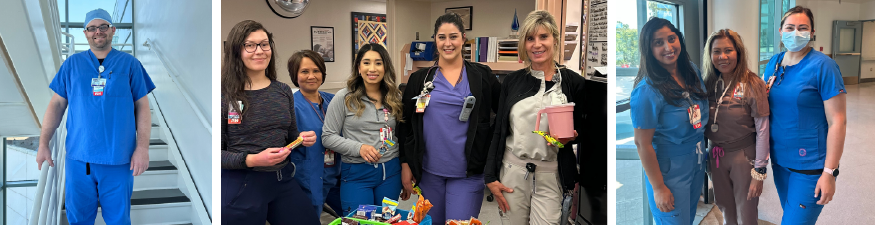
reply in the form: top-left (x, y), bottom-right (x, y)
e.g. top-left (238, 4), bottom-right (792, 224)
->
top-left (630, 65), bottom-right (708, 158)
top-left (49, 49), bottom-right (156, 165)
top-left (290, 90), bottom-right (339, 212)
top-left (422, 67), bottom-right (471, 178)
top-left (704, 73), bottom-right (769, 147)
top-left (763, 50), bottom-right (845, 170)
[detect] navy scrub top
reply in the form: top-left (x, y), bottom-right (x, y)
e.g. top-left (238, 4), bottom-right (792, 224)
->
top-left (762, 50), bottom-right (845, 170)
top-left (630, 64), bottom-right (709, 158)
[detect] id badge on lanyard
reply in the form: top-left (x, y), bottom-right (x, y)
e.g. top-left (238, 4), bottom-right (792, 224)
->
top-left (324, 149), bottom-right (336, 167)
top-left (91, 78), bottom-right (106, 96)
top-left (683, 92), bottom-right (701, 129)
top-left (228, 101), bottom-right (243, 124)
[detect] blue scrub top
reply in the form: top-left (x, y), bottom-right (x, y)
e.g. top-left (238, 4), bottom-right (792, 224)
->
top-left (763, 50), bottom-right (845, 170)
top-left (290, 90), bottom-right (340, 179)
top-left (630, 64), bottom-right (708, 158)
top-left (49, 49), bottom-right (156, 165)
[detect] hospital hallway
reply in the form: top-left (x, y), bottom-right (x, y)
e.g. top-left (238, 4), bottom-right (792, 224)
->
top-left (695, 82), bottom-right (875, 224)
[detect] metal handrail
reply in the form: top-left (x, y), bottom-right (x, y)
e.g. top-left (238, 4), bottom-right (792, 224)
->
top-left (60, 32), bottom-right (74, 59)
top-left (30, 116), bottom-right (67, 225)
top-left (142, 38), bottom-right (211, 134)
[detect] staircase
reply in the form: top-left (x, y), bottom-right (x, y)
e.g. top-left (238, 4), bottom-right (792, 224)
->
top-left (56, 96), bottom-right (196, 225)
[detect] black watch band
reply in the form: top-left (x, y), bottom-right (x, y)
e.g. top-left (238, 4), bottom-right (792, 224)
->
top-left (754, 167), bottom-right (767, 175)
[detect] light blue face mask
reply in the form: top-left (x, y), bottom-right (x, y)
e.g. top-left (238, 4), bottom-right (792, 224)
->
top-left (781, 31), bottom-right (811, 52)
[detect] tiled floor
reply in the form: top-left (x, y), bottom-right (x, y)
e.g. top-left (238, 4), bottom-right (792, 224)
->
top-left (618, 83), bottom-right (875, 225)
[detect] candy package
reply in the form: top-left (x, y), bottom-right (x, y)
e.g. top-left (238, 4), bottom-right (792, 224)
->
top-left (355, 205), bottom-right (378, 220)
top-left (282, 135), bottom-right (304, 152)
top-left (341, 218), bottom-right (360, 225)
top-left (381, 197), bottom-right (398, 220)
top-left (412, 194), bottom-right (433, 223)
top-left (386, 214), bottom-right (402, 223)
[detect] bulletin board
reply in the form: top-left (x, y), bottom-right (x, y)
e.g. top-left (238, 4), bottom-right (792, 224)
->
top-left (584, 0), bottom-right (607, 78)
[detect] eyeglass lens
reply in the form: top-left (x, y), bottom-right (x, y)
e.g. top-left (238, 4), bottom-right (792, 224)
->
top-left (244, 42), bottom-right (271, 53)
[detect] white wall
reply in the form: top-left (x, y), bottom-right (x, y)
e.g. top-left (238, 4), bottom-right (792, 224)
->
top-left (796, 0), bottom-right (860, 54)
top-left (429, 0), bottom-right (536, 40)
top-left (134, 0), bottom-right (213, 215)
top-left (221, 0), bottom-right (386, 91)
top-left (387, 0), bottom-right (433, 80)
top-left (861, 1), bottom-right (875, 20)
top-left (710, 0), bottom-right (760, 72)
top-left (861, 21), bottom-right (875, 79)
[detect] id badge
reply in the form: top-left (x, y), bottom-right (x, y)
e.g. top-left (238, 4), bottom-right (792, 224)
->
top-left (228, 101), bottom-right (242, 124)
top-left (688, 104), bottom-right (702, 129)
top-left (324, 149), bottom-right (336, 167)
top-left (733, 83), bottom-right (745, 99)
top-left (766, 76), bottom-right (776, 93)
top-left (91, 78), bottom-right (106, 96)
top-left (415, 94), bottom-right (431, 113)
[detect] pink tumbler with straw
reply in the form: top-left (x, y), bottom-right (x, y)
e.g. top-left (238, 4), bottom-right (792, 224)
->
top-left (535, 103), bottom-right (576, 139)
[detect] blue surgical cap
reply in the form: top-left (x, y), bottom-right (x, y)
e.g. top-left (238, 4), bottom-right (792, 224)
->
top-left (84, 9), bottom-right (113, 28)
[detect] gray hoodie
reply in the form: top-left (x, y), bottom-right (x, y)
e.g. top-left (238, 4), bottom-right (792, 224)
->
top-left (322, 88), bottom-right (399, 164)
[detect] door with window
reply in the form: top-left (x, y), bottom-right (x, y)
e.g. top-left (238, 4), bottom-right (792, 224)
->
top-left (832, 20), bottom-right (864, 84)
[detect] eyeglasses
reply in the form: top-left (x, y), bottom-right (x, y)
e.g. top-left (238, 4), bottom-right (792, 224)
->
top-left (85, 24), bottom-right (112, 32)
top-left (243, 42), bottom-right (271, 53)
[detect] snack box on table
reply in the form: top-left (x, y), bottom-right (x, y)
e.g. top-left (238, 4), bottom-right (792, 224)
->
top-left (329, 209), bottom-right (432, 225)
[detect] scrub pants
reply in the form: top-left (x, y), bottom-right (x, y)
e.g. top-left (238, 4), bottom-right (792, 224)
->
top-left (498, 154), bottom-right (562, 225)
top-left (772, 163), bottom-right (828, 225)
top-left (221, 163), bottom-right (319, 225)
top-left (419, 170), bottom-right (485, 223)
top-left (292, 155), bottom-right (341, 218)
top-left (340, 157), bottom-right (402, 216)
top-left (645, 151), bottom-right (705, 225)
top-left (709, 145), bottom-right (757, 225)
top-left (65, 159), bottom-right (134, 225)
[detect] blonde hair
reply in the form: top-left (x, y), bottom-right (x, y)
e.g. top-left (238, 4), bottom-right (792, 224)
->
top-left (518, 10), bottom-right (561, 69)
top-left (702, 29), bottom-right (768, 115)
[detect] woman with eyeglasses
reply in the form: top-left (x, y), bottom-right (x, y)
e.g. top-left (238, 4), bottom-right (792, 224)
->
top-left (630, 17), bottom-right (708, 225)
top-left (322, 43), bottom-right (405, 216)
top-left (762, 6), bottom-right (846, 224)
top-left (220, 20), bottom-right (320, 224)
top-left (702, 29), bottom-right (770, 224)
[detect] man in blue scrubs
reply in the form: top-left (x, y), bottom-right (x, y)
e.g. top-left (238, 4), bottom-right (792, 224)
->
top-left (35, 8), bottom-right (156, 225)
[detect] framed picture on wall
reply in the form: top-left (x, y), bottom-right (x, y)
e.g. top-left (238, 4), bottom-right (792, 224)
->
top-left (351, 12), bottom-right (388, 59)
top-left (445, 6), bottom-right (473, 30)
top-left (311, 26), bottom-right (335, 62)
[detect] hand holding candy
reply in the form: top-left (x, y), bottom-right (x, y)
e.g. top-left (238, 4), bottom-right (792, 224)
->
top-left (300, 131), bottom-right (317, 147)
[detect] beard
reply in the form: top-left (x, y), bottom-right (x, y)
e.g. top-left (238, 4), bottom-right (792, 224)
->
top-left (89, 34), bottom-right (112, 49)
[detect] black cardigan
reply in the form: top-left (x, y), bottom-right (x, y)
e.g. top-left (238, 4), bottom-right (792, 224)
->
top-left (397, 61), bottom-right (501, 183)
top-left (483, 67), bottom-right (586, 192)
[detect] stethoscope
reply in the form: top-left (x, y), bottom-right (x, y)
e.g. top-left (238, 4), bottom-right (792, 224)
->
top-left (711, 76), bottom-right (733, 133)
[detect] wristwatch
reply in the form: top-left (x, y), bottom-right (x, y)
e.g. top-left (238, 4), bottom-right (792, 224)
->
top-left (754, 167), bottom-right (767, 174)
top-left (824, 167), bottom-right (839, 177)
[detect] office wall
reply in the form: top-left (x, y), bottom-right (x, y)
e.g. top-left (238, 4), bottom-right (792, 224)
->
top-left (861, 1), bottom-right (875, 20)
top-left (387, 0), bottom-right (433, 80)
top-left (221, 0), bottom-right (386, 92)
top-left (861, 21), bottom-right (875, 79)
top-left (710, 0), bottom-right (760, 73)
top-left (796, 0), bottom-right (860, 54)
top-left (134, 0), bottom-right (213, 214)
top-left (429, 0), bottom-right (536, 40)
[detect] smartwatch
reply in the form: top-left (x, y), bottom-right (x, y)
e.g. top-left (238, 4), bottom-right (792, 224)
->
top-left (824, 167), bottom-right (839, 177)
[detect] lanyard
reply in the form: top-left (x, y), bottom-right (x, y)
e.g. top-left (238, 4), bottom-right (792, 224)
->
top-left (302, 94), bottom-right (325, 123)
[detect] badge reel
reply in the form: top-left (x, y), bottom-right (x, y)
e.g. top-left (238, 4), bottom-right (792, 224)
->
top-left (414, 81), bottom-right (434, 113)
top-left (228, 101), bottom-right (242, 124)
top-left (92, 65), bottom-right (107, 96)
